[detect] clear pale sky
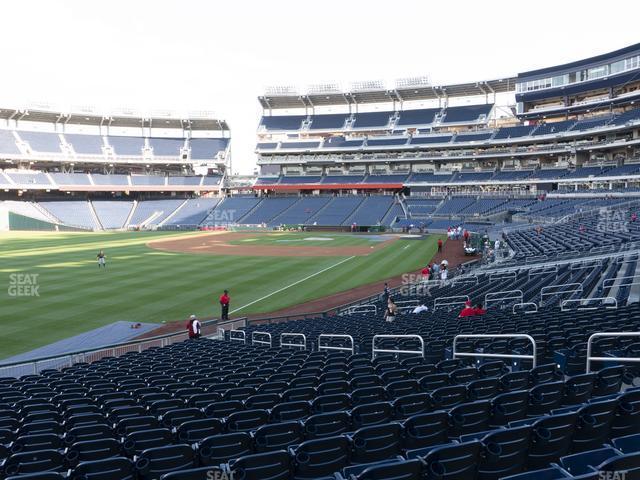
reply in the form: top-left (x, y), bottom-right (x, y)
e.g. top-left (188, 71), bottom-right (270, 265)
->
top-left (0, 0), bottom-right (638, 174)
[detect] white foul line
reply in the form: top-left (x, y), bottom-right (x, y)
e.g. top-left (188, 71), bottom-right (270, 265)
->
top-left (230, 256), bottom-right (356, 314)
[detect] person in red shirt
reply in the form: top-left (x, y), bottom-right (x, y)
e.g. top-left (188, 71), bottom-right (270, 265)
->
top-left (219, 290), bottom-right (230, 320)
top-left (421, 265), bottom-right (431, 282)
top-left (459, 300), bottom-right (476, 318)
top-left (186, 314), bottom-right (201, 339)
top-left (473, 303), bottom-right (487, 316)
top-left (437, 238), bottom-right (443, 253)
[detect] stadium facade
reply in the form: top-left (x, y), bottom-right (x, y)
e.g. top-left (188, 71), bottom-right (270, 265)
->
top-left (1, 43), bottom-right (640, 231)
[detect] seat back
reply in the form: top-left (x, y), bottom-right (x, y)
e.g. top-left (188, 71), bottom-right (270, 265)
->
top-left (422, 441), bottom-right (482, 480)
top-left (175, 418), bottom-right (224, 444)
top-left (293, 435), bottom-right (351, 479)
top-left (69, 457), bottom-right (135, 480)
top-left (527, 412), bottom-right (578, 469)
top-left (490, 390), bottom-right (529, 427)
top-left (478, 425), bottom-right (532, 479)
top-left (254, 421), bottom-right (304, 452)
top-left (402, 411), bottom-right (449, 450)
top-left (303, 411), bottom-right (352, 439)
top-left (198, 432), bottom-right (253, 466)
top-left (448, 400), bottom-right (492, 437)
top-left (134, 444), bottom-right (195, 480)
top-left (351, 422), bottom-right (403, 464)
top-left (228, 450), bottom-right (292, 480)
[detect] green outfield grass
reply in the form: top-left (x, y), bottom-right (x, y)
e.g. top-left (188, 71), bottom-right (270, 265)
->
top-left (0, 230), bottom-right (442, 359)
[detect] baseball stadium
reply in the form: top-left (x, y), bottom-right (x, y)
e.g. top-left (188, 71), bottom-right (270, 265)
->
top-left (2, 2), bottom-right (640, 479)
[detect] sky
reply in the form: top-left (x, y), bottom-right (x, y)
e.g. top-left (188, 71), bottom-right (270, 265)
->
top-left (0, 0), bottom-right (638, 174)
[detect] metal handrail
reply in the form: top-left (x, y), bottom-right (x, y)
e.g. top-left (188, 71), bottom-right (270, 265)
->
top-left (525, 255), bottom-right (548, 264)
top-left (489, 271), bottom-right (516, 282)
top-left (434, 295), bottom-right (470, 311)
top-left (345, 304), bottom-right (377, 315)
top-left (251, 331), bottom-right (272, 347)
top-left (540, 283), bottom-right (583, 306)
top-left (280, 333), bottom-right (307, 350)
top-left (453, 334), bottom-right (537, 368)
top-left (512, 302), bottom-right (538, 314)
top-left (561, 297), bottom-right (618, 311)
top-left (485, 290), bottom-right (523, 308)
top-left (528, 265), bottom-right (558, 278)
top-left (372, 334), bottom-right (425, 360)
top-left (229, 330), bottom-right (246, 344)
top-left (318, 334), bottom-right (355, 354)
top-left (617, 255), bottom-right (639, 264)
top-left (395, 300), bottom-right (420, 306)
top-left (451, 276), bottom-right (479, 286)
top-left (571, 259), bottom-right (603, 270)
top-left (603, 275), bottom-right (640, 289)
top-left (587, 332), bottom-right (640, 373)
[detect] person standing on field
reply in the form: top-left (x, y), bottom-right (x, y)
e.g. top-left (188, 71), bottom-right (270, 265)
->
top-left (437, 238), bottom-right (443, 253)
top-left (97, 250), bottom-right (106, 268)
top-left (219, 290), bottom-right (230, 320)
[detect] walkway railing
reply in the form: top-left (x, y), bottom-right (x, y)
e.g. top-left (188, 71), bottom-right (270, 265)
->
top-left (372, 335), bottom-right (424, 360)
top-left (318, 334), bottom-right (355, 354)
top-left (453, 334), bottom-right (537, 368)
top-left (251, 331), bottom-right (273, 347)
top-left (561, 297), bottom-right (618, 311)
top-left (280, 333), bottom-right (307, 350)
top-left (344, 305), bottom-right (377, 315)
top-left (512, 302), bottom-right (538, 314)
top-left (586, 332), bottom-right (640, 373)
top-left (434, 295), bottom-right (469, 311)
top-left (229, 330), bottom-right (246, 344)
top-left (485, 290), bottom-right (523, 308)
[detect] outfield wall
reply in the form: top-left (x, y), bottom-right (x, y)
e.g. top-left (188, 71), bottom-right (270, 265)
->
top-left (0, 206), bottom-right (7, 231)
top-left (7, 212), bottom-right (87, 232)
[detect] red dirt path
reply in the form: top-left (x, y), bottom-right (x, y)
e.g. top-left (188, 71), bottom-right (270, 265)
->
top-left (137, 238), bottom-right (474, 338)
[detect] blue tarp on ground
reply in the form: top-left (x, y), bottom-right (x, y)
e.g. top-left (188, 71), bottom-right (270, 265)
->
top-left (0, 320), bottom-right (158, 366)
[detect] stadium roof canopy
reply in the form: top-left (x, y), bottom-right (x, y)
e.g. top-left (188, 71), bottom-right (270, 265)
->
top-left (258, 77), bottom-right (517, 110)
top-left (0, 104), bottom-right (229, 131)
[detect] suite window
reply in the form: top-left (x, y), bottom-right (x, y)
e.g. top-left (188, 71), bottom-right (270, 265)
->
top-left (587, 65), bottom-right (608, 80)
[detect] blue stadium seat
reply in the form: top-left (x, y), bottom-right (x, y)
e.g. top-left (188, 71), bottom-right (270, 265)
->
top-left (134, 444), bottom-right (195, 480)
top-left (304, 411), bottom-right (352, 439)
top-left (525, 412), bottom-right (578, 469)
top-left (612, 432), bottom-right (640, 453)
top-left (477, 425), bottom-right (532, 479)
top-left (2, 450), bottom-right (66, 477)
top-left (254, 420), bottom-right (304, 452)
top-left (292, 436), bottom-right (351, 479)
top-left (227, 450), bottom-right (292, 480)
top-left (350, 423), bottom-right (403, 463)
top-left (559, 446), bottom-right (621, 476)
top-left (198, 432), bottom-right (253, 466)
top-left (65, 438), bottom-right (122, 466)
top-left (349, 458), bottom-right (424, 480)
top-left (420, 441), bottom-right (482, 479)
top-left (175, 418), bottom-right (224, 444)
top-left (402, 412), bottom-right (449, 451)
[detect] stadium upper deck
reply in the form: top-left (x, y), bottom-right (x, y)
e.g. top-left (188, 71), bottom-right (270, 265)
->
top-left (0, 104), bottom-right (230, 176)
top-left (255, 43), bottom-right (640, 193)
